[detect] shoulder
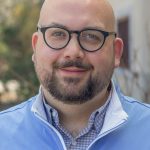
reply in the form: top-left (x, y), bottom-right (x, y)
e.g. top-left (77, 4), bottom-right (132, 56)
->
top-left (119, 92), bottom-right (150, 122)
top-left (0, 96), bottom-right (37, 128)
top-left (114, 84), bottom-right (150, 111)
top-left (122, 94), bottom-right (150, 111)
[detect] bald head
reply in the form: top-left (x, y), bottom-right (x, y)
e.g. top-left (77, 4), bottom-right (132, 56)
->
top-left (32, 0), bottom-right (123, 105)
top-left (38, 0), bottom-right (116, 31)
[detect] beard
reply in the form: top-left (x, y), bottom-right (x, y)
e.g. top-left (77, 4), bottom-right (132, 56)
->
top-left (35, 59), bottom-right (114, 104)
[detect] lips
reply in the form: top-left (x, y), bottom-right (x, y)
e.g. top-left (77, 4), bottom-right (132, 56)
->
top-left (58, 67), bottom-right (88, 76)
top-left (61, 67), bottom-right (88, 72)
top-left (54, 60), bottom-right (93, 70)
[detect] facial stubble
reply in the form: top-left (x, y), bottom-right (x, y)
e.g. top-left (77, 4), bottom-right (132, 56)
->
top-left (35, 60), bottom-right (114, 104)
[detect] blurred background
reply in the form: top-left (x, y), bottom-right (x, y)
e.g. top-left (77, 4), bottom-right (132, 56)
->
top-left (0, 0), bottom-right (42, 110)
top-left (0, 0), bottom-right (150, 110)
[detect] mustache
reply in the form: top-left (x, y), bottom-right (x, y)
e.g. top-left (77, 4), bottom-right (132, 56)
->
top-left (53, 60), bottom-right (93, 70)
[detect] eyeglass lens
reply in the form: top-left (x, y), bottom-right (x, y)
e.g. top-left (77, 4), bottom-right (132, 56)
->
top-left (44, 27), bottom-right (105, 51)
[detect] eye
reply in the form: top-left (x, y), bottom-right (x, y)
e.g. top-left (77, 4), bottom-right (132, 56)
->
top-left (49, 28), bottom-right (67, 39)
top-left (81, 31), bottom-right (103, 44)
top-left (46, 28), bottom-right (68, 40)
top-left (51, 31), bottom-right (66, 37)
top-left (85, 34), bottom-right (100, 41)
top-left (81, 30), bottom-right (103, 41)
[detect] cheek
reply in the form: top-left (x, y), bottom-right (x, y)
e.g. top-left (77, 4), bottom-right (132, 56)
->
top-left (34, 49), bottom-right (58, 82)
top-left (35, 41), bottom-right (61, 68)
top-left (34, 36), bottom-right (60, 65)
top-left (88, 50), bottom-right (115, 74)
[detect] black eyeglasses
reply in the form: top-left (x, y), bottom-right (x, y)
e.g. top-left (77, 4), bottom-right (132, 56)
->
top-left (37, 26), bottom-right (116, 52)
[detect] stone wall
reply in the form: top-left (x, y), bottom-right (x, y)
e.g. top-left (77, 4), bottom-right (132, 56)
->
top-left (109, 0), bottom-right (150, 102)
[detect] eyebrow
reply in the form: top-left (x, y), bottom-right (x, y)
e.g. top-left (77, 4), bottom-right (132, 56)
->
top-left (39, 23), bottom-right (111, 32)
top-left (40, 22), bottom-right (68, 29)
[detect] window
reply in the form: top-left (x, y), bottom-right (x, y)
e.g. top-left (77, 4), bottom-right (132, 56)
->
top-left (118, 17), bottom-right (129, 68)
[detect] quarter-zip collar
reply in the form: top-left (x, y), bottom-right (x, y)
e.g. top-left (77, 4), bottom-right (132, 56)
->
top-left (87, 82), bottom-right (128, 149)
top-left (31, 82), bottom-right (128, 150)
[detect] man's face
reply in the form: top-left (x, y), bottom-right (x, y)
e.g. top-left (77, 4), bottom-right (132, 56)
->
top-left (32, 0), bottom-right (123, 104)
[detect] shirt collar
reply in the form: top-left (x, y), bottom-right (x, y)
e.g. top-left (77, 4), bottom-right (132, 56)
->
top-left (31, 87), bottom-right (47, 121)
top-left (99, 81), bottom-right (128, 135)
top-left (93, 94), bottom-right (111, 133)
top-left (31, 81), bottom-right (128, 135)
top-left (42, 84), bottom-right (112, 128)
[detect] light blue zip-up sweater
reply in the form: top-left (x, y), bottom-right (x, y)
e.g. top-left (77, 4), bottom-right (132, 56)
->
top-left (1, 86), bottom-right (150, 150)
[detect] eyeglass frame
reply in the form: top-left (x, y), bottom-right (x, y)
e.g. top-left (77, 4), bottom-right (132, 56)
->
top-left (37, 25), bottom-right (117, 52)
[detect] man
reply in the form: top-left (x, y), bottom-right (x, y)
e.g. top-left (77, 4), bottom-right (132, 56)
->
top-left (0, 0), bottom-right (150, 149)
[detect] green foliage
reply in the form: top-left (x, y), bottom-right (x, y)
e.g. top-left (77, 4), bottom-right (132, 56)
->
top-left (0, 0), bottom-right (41, 101)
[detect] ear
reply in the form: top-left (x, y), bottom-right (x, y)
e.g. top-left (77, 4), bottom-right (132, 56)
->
top-left (32, 32), bottom-right (38, 62)
top-left (114, 37), bottom-right (124, 68)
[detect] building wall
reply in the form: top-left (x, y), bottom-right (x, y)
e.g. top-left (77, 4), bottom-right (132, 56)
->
top-left (109, 0), bottom-right (150, 102)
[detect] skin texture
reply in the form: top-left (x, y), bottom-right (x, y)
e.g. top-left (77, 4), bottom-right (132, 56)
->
top-left (32, 0), bottom-right (123, 136)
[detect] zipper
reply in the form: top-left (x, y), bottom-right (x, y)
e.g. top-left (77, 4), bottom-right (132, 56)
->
top-left (87, 119), bottom-right (127, 150)
top-left (34, 112), bottom-right (67, 150)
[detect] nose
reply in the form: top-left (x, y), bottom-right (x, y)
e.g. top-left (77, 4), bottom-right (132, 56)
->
top-left (63, 35), bottom-right (85, 60)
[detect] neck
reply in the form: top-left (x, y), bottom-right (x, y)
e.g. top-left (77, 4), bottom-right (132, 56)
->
top-left (42, 86), bottom-right (110, 137)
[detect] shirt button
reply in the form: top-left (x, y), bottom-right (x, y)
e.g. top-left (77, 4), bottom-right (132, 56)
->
top-left (71, 140), bottom-right (77, 146)
top-left (52, 111), bottom-right (56, 116)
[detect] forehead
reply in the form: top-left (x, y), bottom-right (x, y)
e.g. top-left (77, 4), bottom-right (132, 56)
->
top-left (39, 0), bottom-right (115, 31)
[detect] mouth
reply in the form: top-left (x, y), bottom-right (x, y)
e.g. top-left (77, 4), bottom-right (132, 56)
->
top-left (54, 60), bottom-right (93, 77)
top-left (58, 67), bottom-right (89, 76)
